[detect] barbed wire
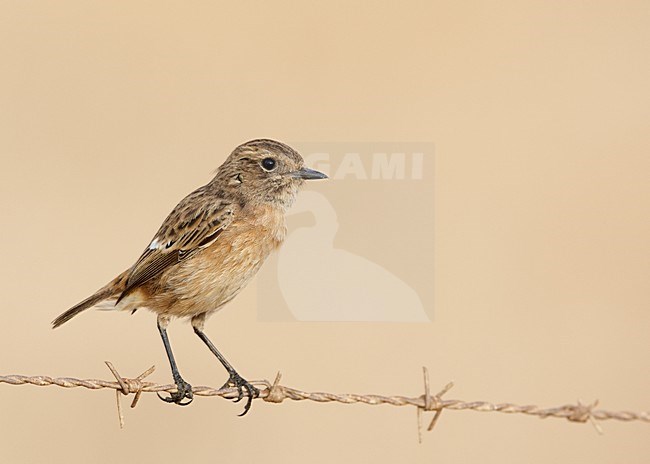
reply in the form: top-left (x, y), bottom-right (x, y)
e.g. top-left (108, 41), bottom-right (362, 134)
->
top-left (1, 363), bottom-right (648, 439)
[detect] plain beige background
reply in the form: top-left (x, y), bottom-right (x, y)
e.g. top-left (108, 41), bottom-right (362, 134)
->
top-left (1, 1), bottom-right (649, 463)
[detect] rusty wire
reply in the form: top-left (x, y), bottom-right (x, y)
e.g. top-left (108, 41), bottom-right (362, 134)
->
top-left (1, 362), bottom-right (648, 436)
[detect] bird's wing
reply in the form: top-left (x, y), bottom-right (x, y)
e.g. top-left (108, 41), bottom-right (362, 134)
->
top-left (117, 188), bottom-right (235, 302)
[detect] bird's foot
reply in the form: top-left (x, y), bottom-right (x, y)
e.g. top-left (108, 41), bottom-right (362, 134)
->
top-left (158, 377), bottom-right (193, 406)
top-left (221, 371), bottom-right (259, 416)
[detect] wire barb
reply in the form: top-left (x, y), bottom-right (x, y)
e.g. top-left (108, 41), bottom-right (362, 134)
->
top-left (264, 371), bottom-right (286, 404)
top-left (417, 367), bottom-right (454, 442)
top-left (1, 363), bottom-right (648, 437)
top-left (104, 362), bottom-right (157, 427)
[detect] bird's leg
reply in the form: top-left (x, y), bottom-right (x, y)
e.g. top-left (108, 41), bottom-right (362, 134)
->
top-left (157, 315), bottom-right (193, 406)
top-left (191, 314), bottom-right (259, 416)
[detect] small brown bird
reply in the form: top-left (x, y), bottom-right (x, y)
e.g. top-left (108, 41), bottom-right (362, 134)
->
top-left (53, 139), bottom-right (327, 415)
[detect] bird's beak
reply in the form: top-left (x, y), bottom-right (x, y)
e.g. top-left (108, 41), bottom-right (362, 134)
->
top-left (290, 167), bottom-right (328, 180)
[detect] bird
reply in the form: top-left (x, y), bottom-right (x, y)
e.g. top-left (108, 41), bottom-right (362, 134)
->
top-left (52, 139), bottom-right (328, 415)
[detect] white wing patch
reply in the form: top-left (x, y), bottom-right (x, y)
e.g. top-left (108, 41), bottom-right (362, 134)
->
top-left (149, 238), bottom-right (160, 250)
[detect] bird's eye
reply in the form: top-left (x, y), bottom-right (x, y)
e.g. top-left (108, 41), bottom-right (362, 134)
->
top-left (261, 157), bottom-right (277, 171)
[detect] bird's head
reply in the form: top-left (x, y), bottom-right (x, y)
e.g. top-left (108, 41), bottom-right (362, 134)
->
top-left (213, 139), bottom-right (327, 209)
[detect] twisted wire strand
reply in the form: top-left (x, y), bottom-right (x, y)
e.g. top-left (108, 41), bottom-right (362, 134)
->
top-left (1, 365), bottom-right (648, 428)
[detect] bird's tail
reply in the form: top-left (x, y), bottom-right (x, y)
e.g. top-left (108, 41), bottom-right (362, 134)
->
top-left (52, 272), bottom-right (128, 328)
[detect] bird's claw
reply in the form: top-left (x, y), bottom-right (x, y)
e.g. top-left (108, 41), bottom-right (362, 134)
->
top-left (158, 378), bottom-right (194, 406)
top-left (221, 372), bottom-right (259, 416)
